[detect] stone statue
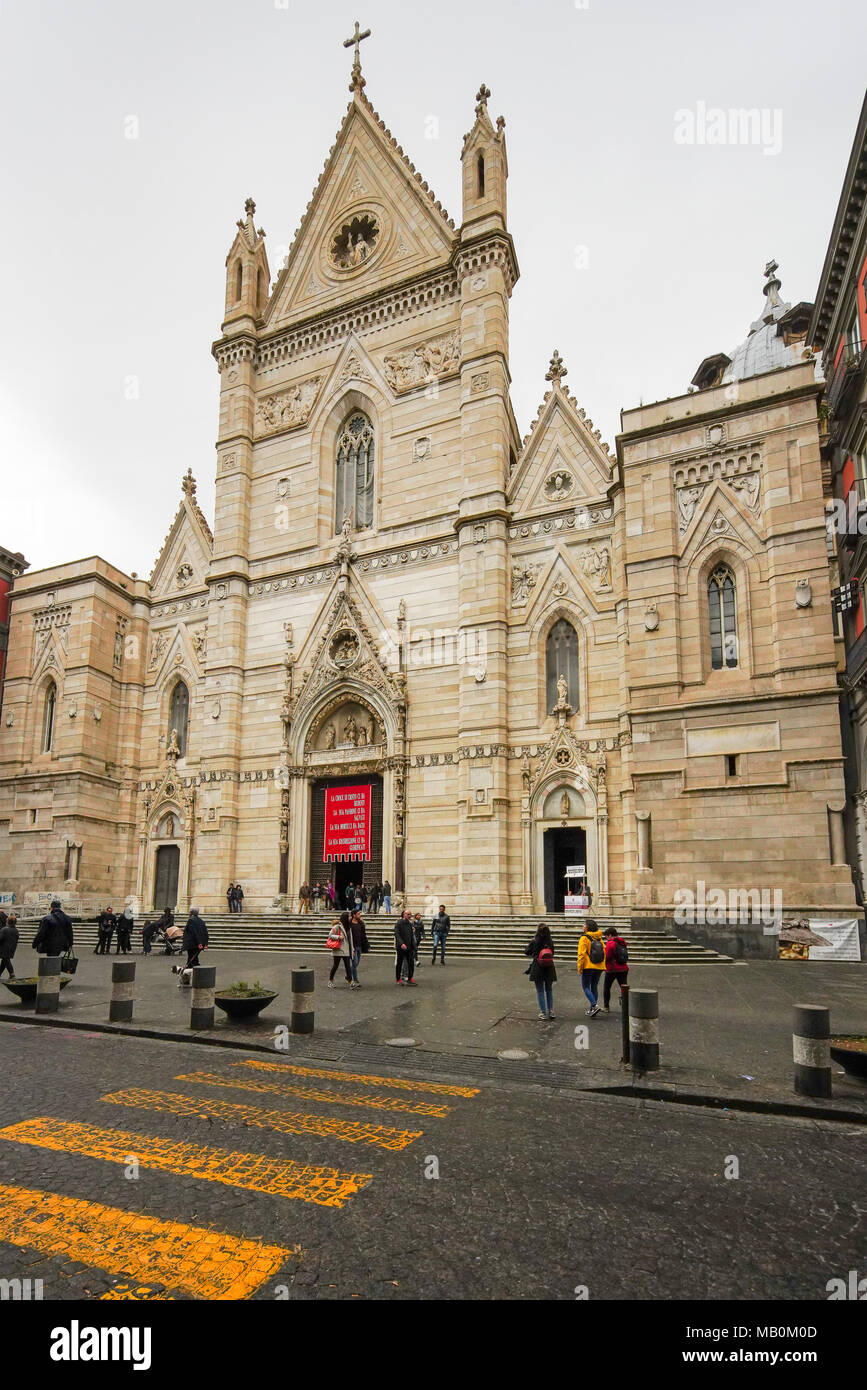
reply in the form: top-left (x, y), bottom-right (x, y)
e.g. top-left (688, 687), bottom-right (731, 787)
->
top-left (358, 722), bottom-right (368, 747)
top-left (323, 723), bottom-right (336, 749)
top-left (556, 674), bottom-right (569, 710)
top-left (167, 728), bottom-right (181, 761)
top-left (560, 791), bottom-right (570, 818)
top-left (343, 714), bottom-right (358, 747)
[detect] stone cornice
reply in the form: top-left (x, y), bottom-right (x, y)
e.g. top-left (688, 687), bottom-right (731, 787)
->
top-left (454, 232), bottom-right (520, 297)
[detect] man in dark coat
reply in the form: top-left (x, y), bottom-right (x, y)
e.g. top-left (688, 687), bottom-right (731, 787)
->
top-left (182, 907), bottom-right (209, 969)
top-left (431, 905), bottom-right (451, 965)
top-left (33, 900), bottom-right (74, 956)
top-left (0, 913), bottom-right (19, 978)
top-left (394, 910), bottom-right (416, 986)
top-left (95, 906), bottom-right (115, 955)
top-left (234, 884), bottom-right (244, 915)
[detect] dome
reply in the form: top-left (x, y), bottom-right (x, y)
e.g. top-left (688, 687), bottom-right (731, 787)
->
top-left (692, 261), bottom-right (818, 390)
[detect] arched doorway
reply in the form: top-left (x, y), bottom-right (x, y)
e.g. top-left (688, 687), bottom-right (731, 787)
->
top-left (154, 844), bottom-right (180, 909)
top-left (543, 826), bottom-right (587, 911)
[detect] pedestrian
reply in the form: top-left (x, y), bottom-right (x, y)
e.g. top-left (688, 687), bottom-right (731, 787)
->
top-left (602, 925), bottom-right (629, 1010)
top-left (369, 881), bottom-right (380, 915)
top-left (325, 880), bottom-right (336, 909)
top-left (348, 909), bottom-right (370, 989)
top-left (95, 905), bottom-right (115, 955)
top-left (359, 882), bottom-right (368, 910)
top-left (394, 910), bottom-right (417, 985)
top-left (412, 912), bottom-right (425, 968)
top-left (345, 881), bottom-right (356, 910)
top-left (116, 906), bottom-right (134, 954)
top-left (235, 884), bottom-right (244, 915)
top-left (431, 905), bottom-right (450, 965)
top-left (577, 918), bottom-right (606, 1017)
top-left (0, 913), bottom-right (19, 978)
top-left (354, 884), bottom-right (363, 912)
top-left (312, 882), bottom-right (323, 913)
top-left (226, 882), bottom-right (236, 914)
top-left (299, 881), bottom-right (311, 914)
top-left (182, 906), bottom-right (209, 969)
top-left (327, 913), bottom-right (353, 987)
top-left (141, 916), bottom-right (159, 954)
top-left (524, 923), bottom-right (557, 1020)
top-left (33, 899), bottom-right (74, 957)
top-left (382, 879), bottom-right (392, 915)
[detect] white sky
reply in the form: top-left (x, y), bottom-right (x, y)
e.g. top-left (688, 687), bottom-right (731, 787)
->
top-left (1, 0), bottom-right (865, 577)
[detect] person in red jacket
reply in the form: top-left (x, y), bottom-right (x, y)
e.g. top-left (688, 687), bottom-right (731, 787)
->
top-left (602, 925), bottom-right (629, 1010)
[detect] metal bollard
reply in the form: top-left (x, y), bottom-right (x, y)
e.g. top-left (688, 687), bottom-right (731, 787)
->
top-left (110, 960), bottom-right (135, 1022)
top-left (620, 982), bottom-right (631, 1064)
top-left (190, 965), bottom-right (216, 1030)
top-left (629, 988), bottom-right (659, 1070)
top-left (291, 966), bottom-right (315, 1035)
top-left (793, 1004), bottom-right (832, 1098)
top-left (36, 956), bottom-right (62, 1014)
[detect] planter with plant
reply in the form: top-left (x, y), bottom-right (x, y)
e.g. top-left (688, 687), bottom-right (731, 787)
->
top-left (213, 979), bottom-right (278, 1020)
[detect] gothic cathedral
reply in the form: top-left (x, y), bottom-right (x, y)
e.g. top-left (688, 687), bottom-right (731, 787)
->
top-left (0, 47), bottom-right (857, 927)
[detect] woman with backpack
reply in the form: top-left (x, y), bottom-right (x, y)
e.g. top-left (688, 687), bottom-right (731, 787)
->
top-left (577, 919), bottom-right (606, 1017)
top-left (603, 926), bottom-right (629, 1010)
top-left (524, 924), bottom-right (557, 1020)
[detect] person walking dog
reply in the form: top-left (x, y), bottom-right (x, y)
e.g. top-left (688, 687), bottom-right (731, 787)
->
top-left (182, 907), bottom-right (208, 970)
top-left (577, 918), bottom-right (606, 1017)
top-left (524, 924), bottom-right (557, 1020)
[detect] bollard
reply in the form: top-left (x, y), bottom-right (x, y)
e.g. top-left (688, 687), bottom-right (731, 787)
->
top-left (629, 988), bottom-right (659, 1070)
top-left (36, 956), bottom-right (62, 1014)
top-left (190, 965), bottom-right (216, 1030)
top-left (110, 960), bottom-right (135, 1022)
top-left (793, 1004), bottom-right (832, 1099)
top-left (291, 966), bottom-right (315, 1035)
top-left (620, 982), bottom-right (631, 1064)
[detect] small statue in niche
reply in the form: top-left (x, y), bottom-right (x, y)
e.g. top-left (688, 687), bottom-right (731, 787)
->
top-left (343, 714), bottom-right (358, 747)
top-left (358, 723), bottom-right (368, 747)
top-left (560, 791), bottom-right (570, 818)
top-left (556, 674), bottom-right (569, 710)
top-left (323, 723), bottom-right (336, 750)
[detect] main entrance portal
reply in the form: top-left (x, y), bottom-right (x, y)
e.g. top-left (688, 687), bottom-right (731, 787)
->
top-left (309, 774), bottom-right (383, 900)
top-left (153, 844), bottom-right (180, 910)
top-left (543, 827), bottom-right (587, 912)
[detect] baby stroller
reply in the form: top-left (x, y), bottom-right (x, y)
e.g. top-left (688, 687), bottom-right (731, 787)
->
top-left (147, 923), bottom-right (183, 956)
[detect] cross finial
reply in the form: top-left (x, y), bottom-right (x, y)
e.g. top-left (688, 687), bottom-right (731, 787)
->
top-left (475, 83), bottom-right (491, 116)
top-left (764, 258), bottom-right (779, 280)
top-left (546, 349), bottom-right (567, 386)
top-left (344, 20), bottom-right (371, 91)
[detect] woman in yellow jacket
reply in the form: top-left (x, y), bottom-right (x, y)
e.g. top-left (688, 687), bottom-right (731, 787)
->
top-left (577, 919), bottom-right (607, 1017)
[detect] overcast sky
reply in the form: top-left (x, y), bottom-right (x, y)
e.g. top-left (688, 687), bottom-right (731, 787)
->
top-left (2, 0), bottom-right (865, 577)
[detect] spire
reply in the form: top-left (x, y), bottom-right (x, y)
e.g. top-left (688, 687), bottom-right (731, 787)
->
top-left (461, 80), bottom-right (509, 231)
top-left (546, 349), bottom-right (567, 387)
top-left (343, 20), bottom-right (371, 92)
top-left (750, 258), bottom-right (788, 333)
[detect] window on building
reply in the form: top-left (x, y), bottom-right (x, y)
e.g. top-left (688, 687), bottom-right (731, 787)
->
top-left (726, 754), bottom-right (738, 778)
top-left (335, 411), bottom-right (375, 532)
top-left (169, 680), bottom-right (189, 758)
top-left (42, 682), bottom-right (56, 752)
top-left (708, 564), bottom-right (738, 670)
top-left (235, 261), bottom-right (243, 302)
top-left (477, 152), bottom-right (485, 198)
top-left (257, 268), bottom-right (265, 309)
top-left (853, 437), bottom-right (867, 501)
top-left (546, 619), bottom-right (579, 712)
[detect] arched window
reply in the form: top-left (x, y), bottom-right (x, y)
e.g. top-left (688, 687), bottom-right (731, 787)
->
top-left (42, 682), bottom-right (56, 753)
top-left (335, 411), bottom-right (375, 532)
top-left (546, 620), bottom-right (579, 712)
top-left (257, 268), bottom-right (265, 308)
top-left (235, 260), bottom-right (243, 301)
top-left (477, 151), bottom-right (486, 197)
top-left (708, 564), bottom-right (738, 669)
top-left (169, 680), bottom-right (189, 758)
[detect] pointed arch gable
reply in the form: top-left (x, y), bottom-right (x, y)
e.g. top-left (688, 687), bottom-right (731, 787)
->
top-left (679, 479), bottom-right (764, 562)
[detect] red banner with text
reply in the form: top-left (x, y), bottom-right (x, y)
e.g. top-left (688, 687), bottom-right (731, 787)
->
top-left (323, 784), bottom-right (372, 862)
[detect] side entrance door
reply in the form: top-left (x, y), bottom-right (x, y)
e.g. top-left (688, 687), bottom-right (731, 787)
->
top-left (154, 844), bottom-right (180, 910)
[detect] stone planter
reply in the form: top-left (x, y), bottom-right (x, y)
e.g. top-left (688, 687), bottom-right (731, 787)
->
top-left (2, 976), bottom-right (73, 1006)
top-left (214, 990), bottom-right (278, 1021)
top-left (829, 1035), bottom-right (867, 1081)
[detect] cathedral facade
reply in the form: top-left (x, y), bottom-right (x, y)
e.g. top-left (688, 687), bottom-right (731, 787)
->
top-left (0, 63), bottom-right (857, 924)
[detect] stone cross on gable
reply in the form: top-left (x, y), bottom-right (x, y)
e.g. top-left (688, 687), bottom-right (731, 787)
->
top-left (344, 20), bottom-right (371, 90)
top-left (546, 349), bottom-right (567, 386)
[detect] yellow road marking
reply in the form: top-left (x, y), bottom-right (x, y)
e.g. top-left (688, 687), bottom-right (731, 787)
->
top-left (238, 1059), bottom-right (480, 1099)
top-left (0, 1117), bottom-right (372, 1208)
top-left (102, 1088), bottom-right (422, 1151)
top-left (176, 1070), bottom-right (450, 1118)
top-left (0, 1180), bottom-right (297, 1300)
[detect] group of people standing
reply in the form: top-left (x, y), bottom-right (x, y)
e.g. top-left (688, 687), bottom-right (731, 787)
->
top-left (225, 883), bottom-right (245, 913)
top-left (93, 905), bottom-right (135, 955)
top-left (299, 879), bottom-right (393, 914)
top-left (525, 918), bottom-right (629, 1020)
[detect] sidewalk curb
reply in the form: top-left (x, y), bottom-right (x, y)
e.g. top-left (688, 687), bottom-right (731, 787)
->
top-left (1, 1008), bottom-right (865, 1125)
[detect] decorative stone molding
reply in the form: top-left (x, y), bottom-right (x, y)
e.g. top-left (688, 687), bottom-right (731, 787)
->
top-left (644, 603), bottom-right (660, 632)
top-left (579, 546), bottom-right (612, 591)
top-left (706, 423), bottom-right (727, 447)
top-left (511, 561), bottom-right (542, 607)
top-left (470, 372), bottom-right (490, 394)
top-left (33, 604), bottom-right (71, 664)
top-left (212, 335), bottom-right (256, 372)
top-left (795, 578), bottom-right (813, 609)
top-left (254, 375), bottom-right (322, 439)
top-left (508, 506), bottom-right (612, 540)
top-left (544, 470), bottom-right (574, 501)
top-left (148, 632), bottom-right (169, 672)
top-left (383, 330), bottom-right (460, 394)
top-left (454, 237), bottom-right (520, 297)
top-left (176, 563), bottom-right (194, 589)
top-left (246, 541), bottom-right (455, 599)
top-left (337, 350), bottom-right (372, 387)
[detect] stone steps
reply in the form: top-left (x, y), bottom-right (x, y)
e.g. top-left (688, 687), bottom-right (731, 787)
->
top-left (33, 912), bottom-right (731, 963)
